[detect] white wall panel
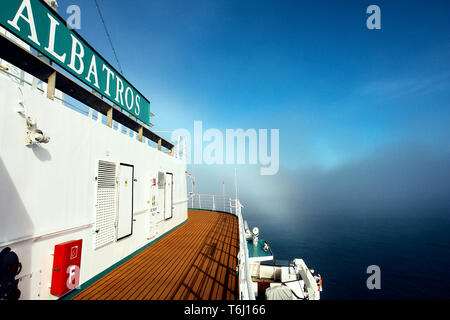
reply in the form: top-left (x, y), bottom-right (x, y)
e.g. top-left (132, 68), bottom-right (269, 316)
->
top-left (0, 76), bottom-right (188, 299)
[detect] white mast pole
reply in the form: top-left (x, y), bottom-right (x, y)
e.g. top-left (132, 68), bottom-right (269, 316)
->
top-left (234, 168), bottom-right (238, 211)
top-left (222, 166), bottom-right (226, 210)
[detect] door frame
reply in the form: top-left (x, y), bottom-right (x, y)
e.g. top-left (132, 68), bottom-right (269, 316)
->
top-left (116, 163), bottom-right (134, 241)
top-left (165, 172), bottom-right (173, 220)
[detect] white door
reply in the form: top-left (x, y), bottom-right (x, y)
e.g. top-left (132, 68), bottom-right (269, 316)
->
top-left (117, 164), bottom-right (134, 240)
top-left (164, 173), bottom-right (173, 220)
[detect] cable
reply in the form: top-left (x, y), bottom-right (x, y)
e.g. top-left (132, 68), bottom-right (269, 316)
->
top-left (94, 0), bottom-right (124, 75)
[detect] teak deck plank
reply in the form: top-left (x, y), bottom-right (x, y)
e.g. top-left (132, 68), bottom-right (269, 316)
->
top-left (71, 210), bottom-right (239, 300)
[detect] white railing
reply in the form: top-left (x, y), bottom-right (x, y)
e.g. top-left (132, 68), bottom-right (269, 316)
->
top-left (189, 194), bottom-right (255, 300)
top-left (189, 194), bottom-right (235, 214)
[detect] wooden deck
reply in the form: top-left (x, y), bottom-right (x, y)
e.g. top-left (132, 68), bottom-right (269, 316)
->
top-left (71, 210), bottom-right (239, 300)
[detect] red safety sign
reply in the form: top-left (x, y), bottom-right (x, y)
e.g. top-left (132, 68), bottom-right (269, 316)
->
top-left (50, 239), bottom-right (83, 297)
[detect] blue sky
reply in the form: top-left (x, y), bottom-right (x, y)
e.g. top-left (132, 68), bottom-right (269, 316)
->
top-left (58, 0), bottom-right (450, 194)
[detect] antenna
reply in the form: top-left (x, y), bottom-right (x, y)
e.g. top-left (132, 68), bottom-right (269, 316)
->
top-left (222, 166), bottom-right (226, 209)
top-left (94, 0), bottom-right (124, 74)
top-left (234, 168), bottom-right (238, 201)
top-left (191, 162), bottom-right (195, 195)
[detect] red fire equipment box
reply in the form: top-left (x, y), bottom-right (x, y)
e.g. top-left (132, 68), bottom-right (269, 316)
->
top-left (50, 239), bottom-right (82, 297)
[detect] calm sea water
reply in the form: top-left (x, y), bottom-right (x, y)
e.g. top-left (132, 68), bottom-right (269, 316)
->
top-left (245, 208), bottom-right (450, 299)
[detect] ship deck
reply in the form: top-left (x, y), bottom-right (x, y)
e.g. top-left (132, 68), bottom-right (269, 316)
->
top-left (70, 210), bottom-right (239, 300)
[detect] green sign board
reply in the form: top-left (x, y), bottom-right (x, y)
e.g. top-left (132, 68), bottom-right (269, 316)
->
top-left (0, 0), bottom-right (151, 125)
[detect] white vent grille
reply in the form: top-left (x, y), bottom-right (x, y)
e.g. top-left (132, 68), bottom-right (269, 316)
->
top-left (94, 160), bottom-right (117, 249)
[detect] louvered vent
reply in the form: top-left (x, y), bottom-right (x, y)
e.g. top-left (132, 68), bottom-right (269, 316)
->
top-left (94, 160), bottom-right (117, 249)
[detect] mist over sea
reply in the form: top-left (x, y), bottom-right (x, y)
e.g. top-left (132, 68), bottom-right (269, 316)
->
top-left (192, 142), bottom-right (450, 299)
top-left (244, 143), bottom-right (450, 299)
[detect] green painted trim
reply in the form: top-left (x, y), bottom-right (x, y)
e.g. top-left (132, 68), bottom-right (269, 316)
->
top-left (188, 208), bottom-right (238, 218)
top-left (60, 219), bottom-right (188, 300)
top-left (247, 239), bottom-right (274, 258)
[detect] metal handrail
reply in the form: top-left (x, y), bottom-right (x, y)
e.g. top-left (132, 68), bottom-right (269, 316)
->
top-left (189, 194), bottom-right (235, 214)
top-left (189, 194), bottom-right (255, 300)
top-left (236, 199), bottom-right (256, 300)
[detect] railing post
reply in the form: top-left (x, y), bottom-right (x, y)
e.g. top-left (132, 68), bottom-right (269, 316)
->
top-left (198, 194), bottom-right (201, 209)
top-left (97, 111), bottom-right (102, 124)
top-left (138, 126), bottom-right (143, 142)
top-left (106, 107), bottom-right (113, 127)
top-left (47, 71), bottom-right (56, 100)
top-left (212, 195), bottom-right (215, 211)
